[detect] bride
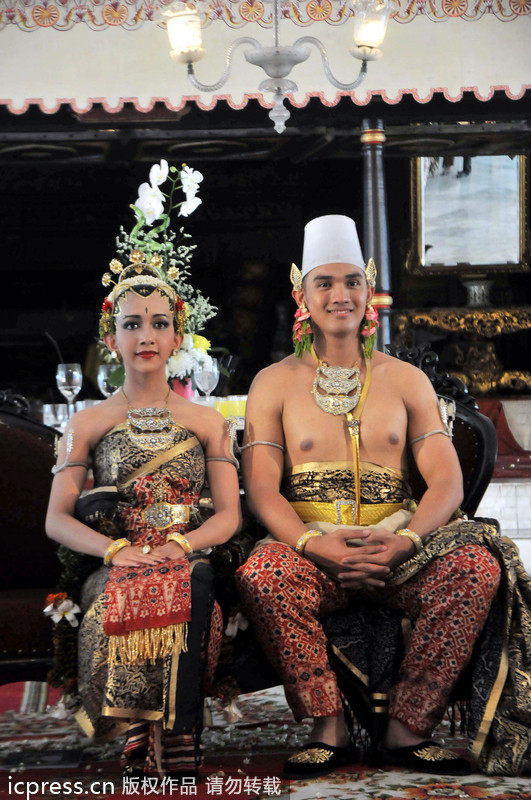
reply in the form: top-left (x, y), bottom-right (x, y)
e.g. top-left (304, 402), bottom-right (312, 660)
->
top-left (46, 256), bottom-right (241, 780)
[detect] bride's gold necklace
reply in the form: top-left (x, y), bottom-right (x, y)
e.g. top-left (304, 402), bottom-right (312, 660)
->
top-left (121, 386), bottom-right (175, 451)
top-left (310, 345), bottom-right (362, 416)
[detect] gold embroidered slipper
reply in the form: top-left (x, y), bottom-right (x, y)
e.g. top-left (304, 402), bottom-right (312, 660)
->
top-left (283, 741), bottom-right (358, 780)
top-left (382, 740), bottom-right (473, 775)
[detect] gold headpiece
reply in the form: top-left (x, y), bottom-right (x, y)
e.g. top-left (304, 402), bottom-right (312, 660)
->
top-left (99, 249), bottom-right (186, 339)
top-left (365, 258), bottom-right (377, 288)
top-left (290, 263), bottom-right (303, 291)
top-left (289, 258), bottom-right (377, 290)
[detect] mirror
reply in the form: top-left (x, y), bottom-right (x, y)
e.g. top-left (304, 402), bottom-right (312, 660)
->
top-left (406, 155), bottom-right (530, 275)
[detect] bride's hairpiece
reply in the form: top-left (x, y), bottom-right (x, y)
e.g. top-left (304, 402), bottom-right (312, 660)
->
top-left (99, 250), bottom-right (186, 339)
top-left (98, 160), bottom-right (216, 343)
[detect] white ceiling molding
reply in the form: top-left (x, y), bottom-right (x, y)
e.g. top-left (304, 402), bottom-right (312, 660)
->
top-left (1, 11), bottom-right (529, 114)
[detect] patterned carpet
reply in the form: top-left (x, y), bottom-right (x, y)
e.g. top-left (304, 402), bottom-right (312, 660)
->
top-left (0, 683), bottom-right (530, 799)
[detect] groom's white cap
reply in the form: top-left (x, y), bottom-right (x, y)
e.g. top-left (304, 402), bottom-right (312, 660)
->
top-left (301, 215), bottom-right (365, 279)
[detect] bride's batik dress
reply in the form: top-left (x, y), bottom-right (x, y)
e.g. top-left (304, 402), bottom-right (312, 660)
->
top-left (75, 421), bottom-right (222, 775)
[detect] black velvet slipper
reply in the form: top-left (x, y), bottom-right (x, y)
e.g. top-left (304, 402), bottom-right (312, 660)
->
top-left (382, 740), bottom-right (474, 775)
top-left (122, 762), bottom-right (146, 781)
top-left (283, 741), bottom-right (358, 780)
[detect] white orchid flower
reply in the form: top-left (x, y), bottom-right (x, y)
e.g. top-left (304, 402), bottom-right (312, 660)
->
top-left (178, 196), bottom-right (202, 217)
top-left (135, 182), bottom-right (165, 226)
top-left (180, 166), bottom-right (203, 198)
top-left (43, 599), bottom-right (81, 628)
top-left (149, 159), bottom-right (169, 188)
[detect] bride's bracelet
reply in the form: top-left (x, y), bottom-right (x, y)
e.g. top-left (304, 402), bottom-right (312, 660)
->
top-left (166, 532), bottom-right (193, 555)
top-left (103, 538), bottom-right (131, 566)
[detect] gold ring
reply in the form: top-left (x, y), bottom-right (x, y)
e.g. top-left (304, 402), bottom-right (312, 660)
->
top-left (142, 545), bottom-right (151, 554)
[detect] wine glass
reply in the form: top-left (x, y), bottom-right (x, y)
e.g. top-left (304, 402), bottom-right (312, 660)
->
top-left (194, 358), bottom-right (219, 399)
top-left (56, 362), bottom-right (83, 419)
top-left (97, 364), bottom-right (116, 398)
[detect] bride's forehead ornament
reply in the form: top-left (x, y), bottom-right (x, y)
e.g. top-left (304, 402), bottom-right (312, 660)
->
top-left (290, 214), bottom-right (376, 289)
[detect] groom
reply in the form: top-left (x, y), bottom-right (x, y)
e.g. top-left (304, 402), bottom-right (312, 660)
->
top-left (236, 214), bottom-right (500, 779)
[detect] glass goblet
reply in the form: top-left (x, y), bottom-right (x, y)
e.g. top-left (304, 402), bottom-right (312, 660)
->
top-left (56, 362), bottom-right (83, 419)
top-left (194, 358), bottom-right (220, 398)
top-left (97, 364), bottom-right (116, 398)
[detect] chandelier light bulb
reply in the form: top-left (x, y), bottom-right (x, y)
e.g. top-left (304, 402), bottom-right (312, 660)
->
top-left (164, 2), bottom-right (205, 64)
top-left (351, 0), bottom-right (393, 58)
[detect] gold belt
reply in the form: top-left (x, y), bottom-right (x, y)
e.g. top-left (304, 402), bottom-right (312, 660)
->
top-left (290, 500), bottom-right (405, 527)
top-left (142, 503), bottom-right (193, 530)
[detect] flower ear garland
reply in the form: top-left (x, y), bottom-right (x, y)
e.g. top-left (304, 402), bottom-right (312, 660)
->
top-left (290, 262), bottom-right (313, 358)
top-left (292, 304), bottom-right (313, 358)
top-left (361, 304), bottom-right (380, 360)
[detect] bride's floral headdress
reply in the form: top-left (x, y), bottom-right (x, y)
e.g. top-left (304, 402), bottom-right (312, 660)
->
top-left (99, 160), bottom-right (216, 348)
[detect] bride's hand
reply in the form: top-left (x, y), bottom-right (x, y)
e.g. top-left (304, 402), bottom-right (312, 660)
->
top-left (151, 542), bottom-right (187, 560)
top-left (110, 546), bottom-right (167, 567)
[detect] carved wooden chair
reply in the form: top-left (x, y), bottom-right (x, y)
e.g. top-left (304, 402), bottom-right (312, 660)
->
top-left (386, 343), bottom-right (498, 520)
top-left (0, 390), bottom-right (61, 685)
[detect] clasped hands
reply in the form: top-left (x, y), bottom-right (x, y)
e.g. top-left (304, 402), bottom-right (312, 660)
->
top-left (304, 527), bottom-right (415, 590)
top-left (109, 540), bottom-right (187, 568)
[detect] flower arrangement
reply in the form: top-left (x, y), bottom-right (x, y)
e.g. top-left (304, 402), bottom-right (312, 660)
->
top-left (43, 592), bottom-right (81, 627)
top-left (166, 333), bottom-right (214, 386)
top-left (101, 160), bottom-right (217, 384)
top-left (44, 590), bottom-right (81, 694)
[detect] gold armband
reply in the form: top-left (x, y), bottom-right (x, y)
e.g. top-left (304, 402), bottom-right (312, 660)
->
top-left (295, 529), bottom-right (323, 555)
top-left (166, 532), bottom-right (193, 555)
top-left (103, 538), bottom-right (131, 566)
top-left (396, 528), bottom-right (423, 554)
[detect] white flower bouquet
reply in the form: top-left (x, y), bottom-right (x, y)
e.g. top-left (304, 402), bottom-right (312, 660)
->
top-left (166, 333), bottom-right (214, 386)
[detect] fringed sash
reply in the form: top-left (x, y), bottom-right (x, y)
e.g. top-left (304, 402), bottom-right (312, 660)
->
top-left (103, 558), bottom-right (191, 666)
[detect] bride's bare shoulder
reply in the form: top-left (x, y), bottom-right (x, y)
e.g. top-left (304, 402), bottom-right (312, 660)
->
top-left (68, 396), bottom-right (126, 446)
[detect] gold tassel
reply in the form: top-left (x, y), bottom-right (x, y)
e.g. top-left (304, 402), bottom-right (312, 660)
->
top-left (108, 623), bottom-right (188, 666)
top-left (346, 412), bottom-right (361, 526)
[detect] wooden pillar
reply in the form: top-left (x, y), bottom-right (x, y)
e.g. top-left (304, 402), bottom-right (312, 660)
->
top-left (361, 119), bottom-right (393, 351)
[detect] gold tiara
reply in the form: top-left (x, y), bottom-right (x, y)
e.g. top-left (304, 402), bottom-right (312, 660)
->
top-left (99, 250), bottom-right (186, 339)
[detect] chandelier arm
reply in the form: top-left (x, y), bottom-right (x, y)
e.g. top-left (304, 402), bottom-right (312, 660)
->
top-left (186, 37), bottom-right (262, 93)
top-left (292, 36), bottom-right (368, 91)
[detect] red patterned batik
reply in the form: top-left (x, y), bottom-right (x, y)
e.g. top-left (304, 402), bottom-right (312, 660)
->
top-left (383, 544), bottom-right (501, 736)
top-left (236, 542), bottom-right (350, 721)
top-left (236, 542), bottom-right (501, 734)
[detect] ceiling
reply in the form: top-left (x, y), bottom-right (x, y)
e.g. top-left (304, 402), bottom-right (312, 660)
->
top-left (1, 91), bottom-right (531, 166)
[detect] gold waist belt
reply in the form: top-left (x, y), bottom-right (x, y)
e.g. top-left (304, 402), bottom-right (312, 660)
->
top-left (290, 500), bottom-right (405, 527)
top-left (142, 503), bottom-right (193, 530)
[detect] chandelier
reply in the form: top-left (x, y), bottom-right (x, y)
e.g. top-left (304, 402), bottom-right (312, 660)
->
top-left (163, 0), bottom-right (394, 133)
